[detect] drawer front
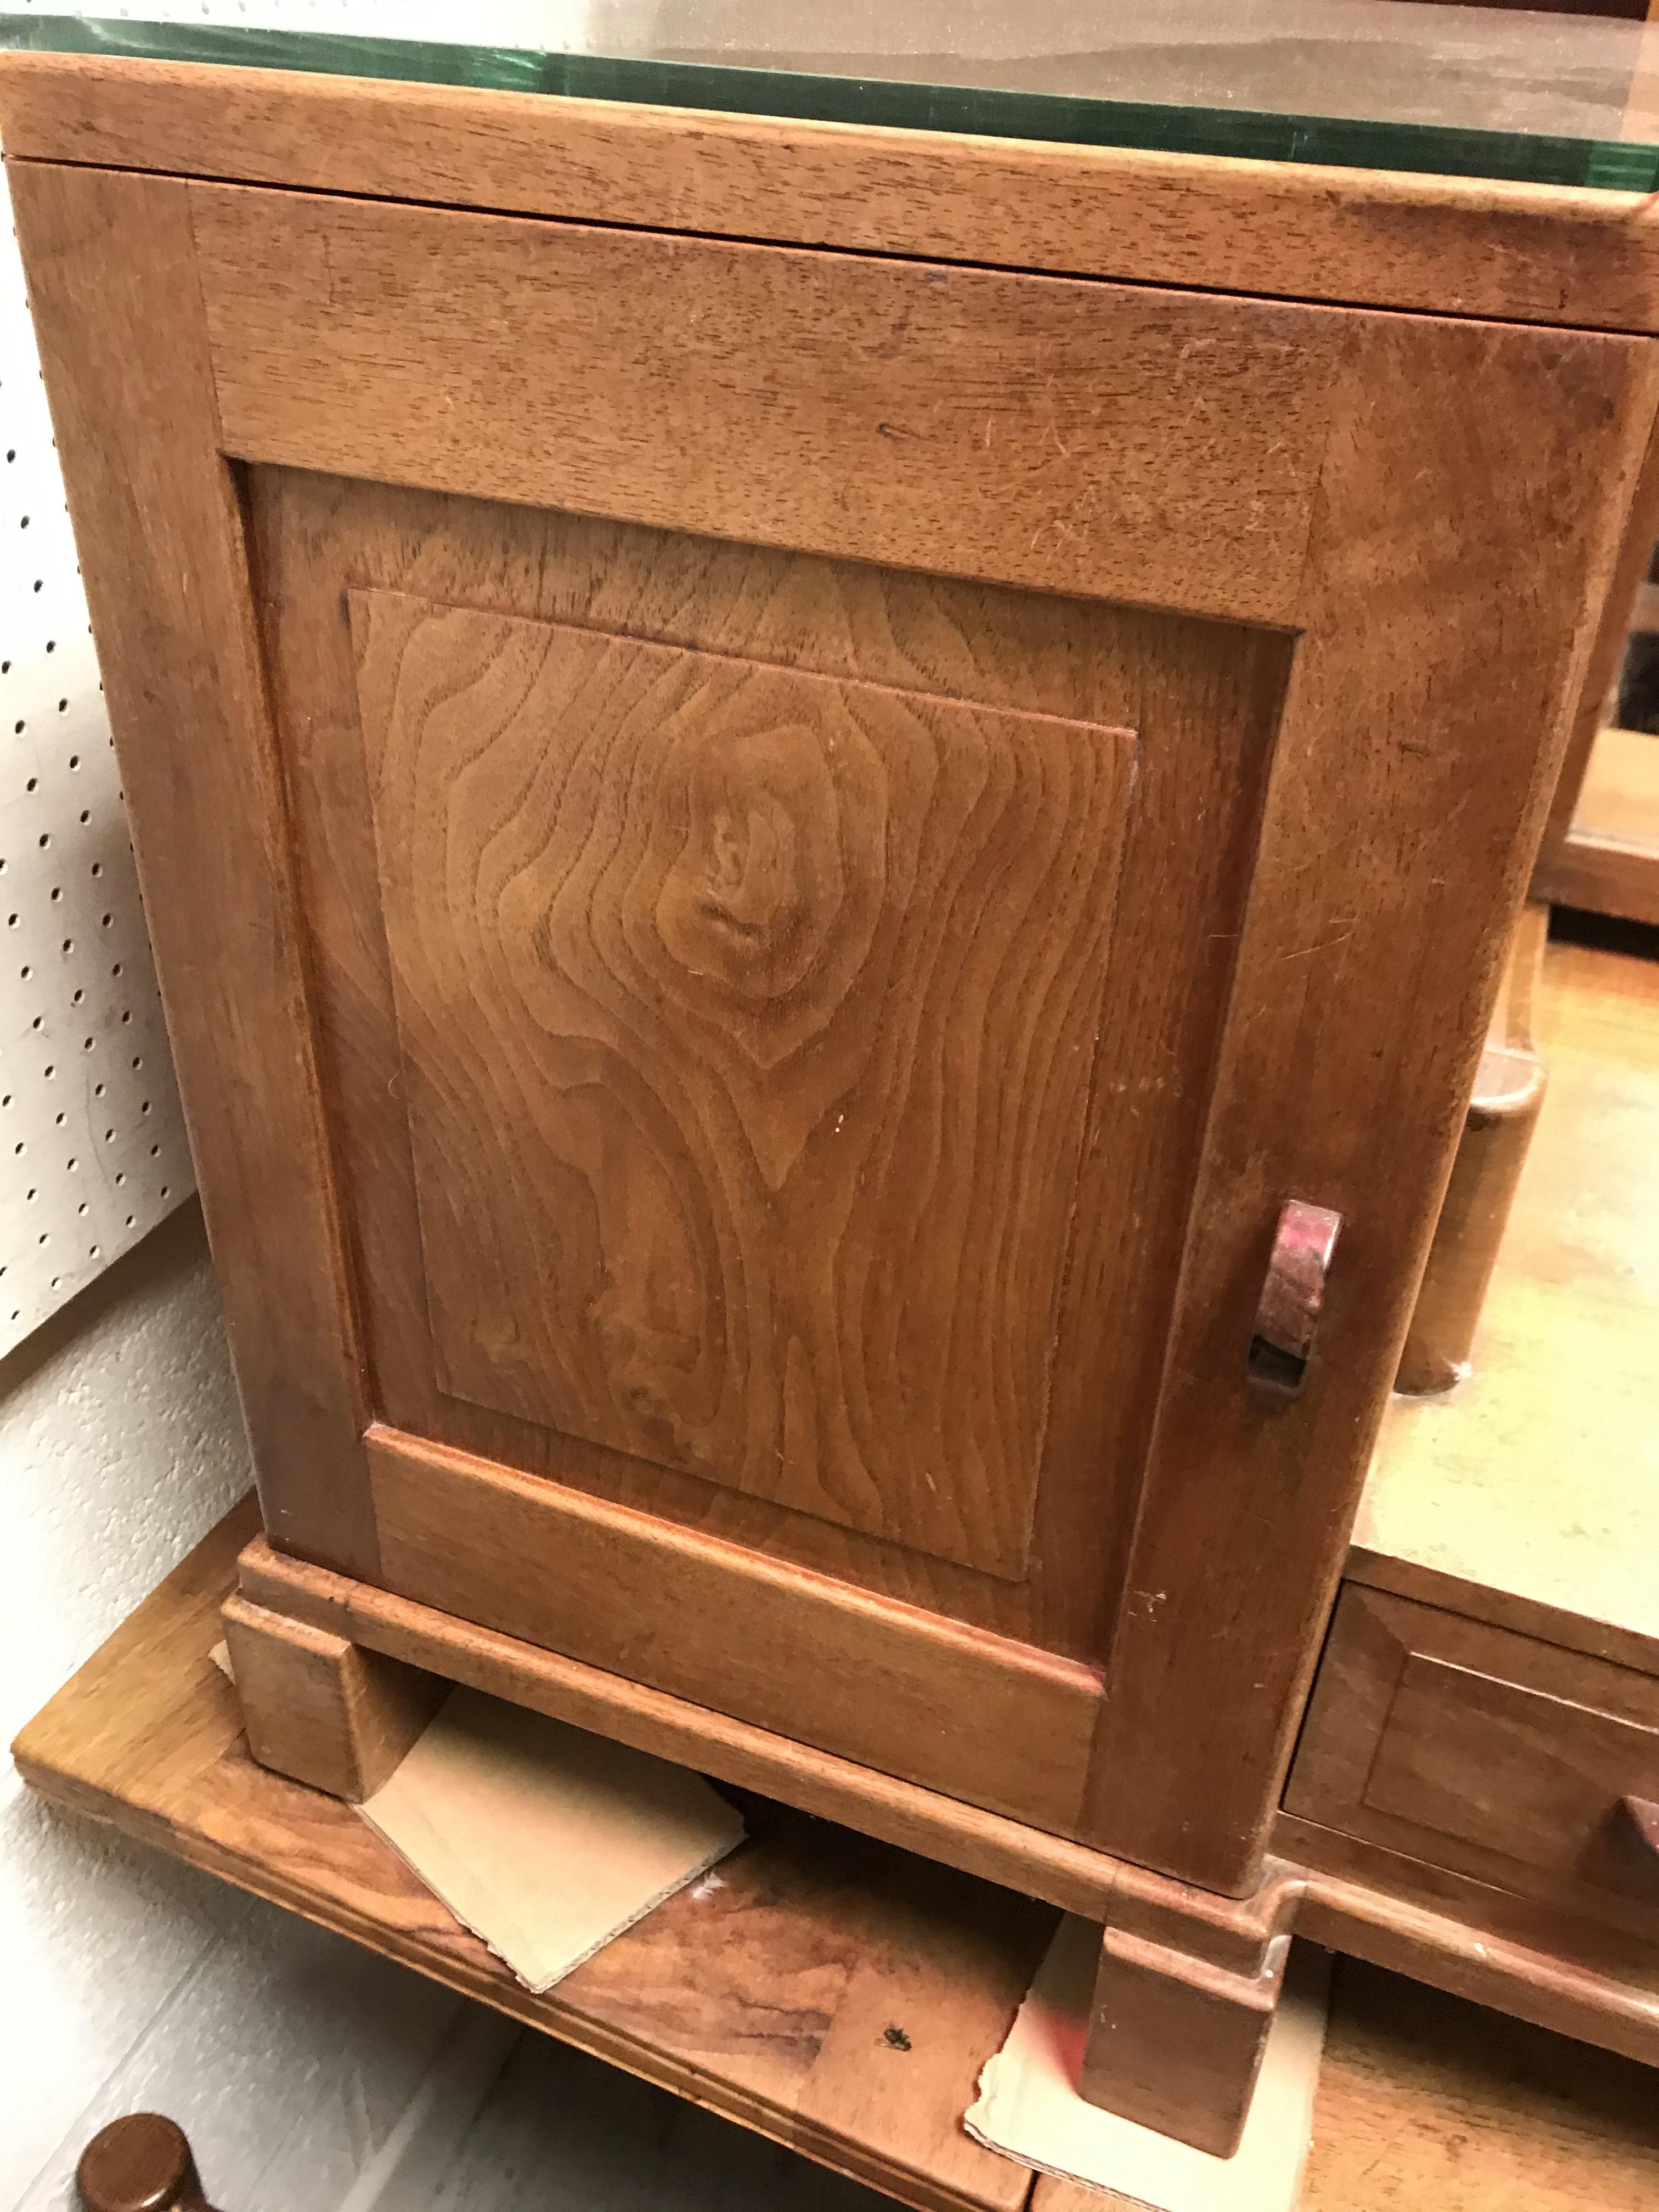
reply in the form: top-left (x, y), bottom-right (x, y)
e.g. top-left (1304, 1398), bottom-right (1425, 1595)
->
top-left (1289, 1585), bottom-right (1659, 1936)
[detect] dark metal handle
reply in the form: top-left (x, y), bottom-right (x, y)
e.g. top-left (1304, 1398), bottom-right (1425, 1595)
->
top-left (1248, 1200), bottom-right (1342, 1398)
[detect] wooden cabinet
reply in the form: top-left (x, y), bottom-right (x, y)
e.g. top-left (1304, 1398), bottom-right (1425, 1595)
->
top-left (5, 34), bottom-right (1659, 2162)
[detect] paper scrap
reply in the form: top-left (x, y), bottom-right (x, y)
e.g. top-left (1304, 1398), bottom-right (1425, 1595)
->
top-left (360, 1685), bottom-right (746, 1993)
top-left (966, 1915), bottom-right (1330, 2210)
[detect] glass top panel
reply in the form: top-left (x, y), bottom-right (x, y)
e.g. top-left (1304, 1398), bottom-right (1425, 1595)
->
top-left (5, 4), bottom-right (1659, 191)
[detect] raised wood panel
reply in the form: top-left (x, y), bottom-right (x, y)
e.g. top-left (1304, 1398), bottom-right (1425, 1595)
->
top-left (353, 588), bottom-right (1135, 1578)
top-left (366, 1424), bottom-right (1102, 1838)
top-left (1289, 1586), bottom-right (1659, 1942)
top-left (253, 470), bottom-right (1285, 1663)
top-left (189, 181), bottom-right (1341, 628)
top-left (1365, 1657), bottom-right (1659, 1906)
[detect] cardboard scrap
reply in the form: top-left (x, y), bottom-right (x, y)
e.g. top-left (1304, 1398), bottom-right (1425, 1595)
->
top-left (359, 1685), bottom-right (747, 1993)
top-left (966, 1915), bottom-right (1330, 2211)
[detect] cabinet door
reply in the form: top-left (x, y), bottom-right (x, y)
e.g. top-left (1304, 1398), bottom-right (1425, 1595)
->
top-left (13, 157), bottom-right (1655, 1891)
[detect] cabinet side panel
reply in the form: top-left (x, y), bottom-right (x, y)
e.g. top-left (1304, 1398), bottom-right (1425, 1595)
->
top-left (5, 162), bottom-right (375, 1573)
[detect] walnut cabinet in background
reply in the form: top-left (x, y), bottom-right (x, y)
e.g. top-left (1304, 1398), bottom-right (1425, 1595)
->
top-left (4, 45), bottom-right (1657, 2159)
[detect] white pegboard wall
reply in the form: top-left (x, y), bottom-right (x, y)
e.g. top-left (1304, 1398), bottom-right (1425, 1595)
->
top-left (0, 2), bottom-right (595, 1357)
top-left (0, 191), bottom-right (194, 1358)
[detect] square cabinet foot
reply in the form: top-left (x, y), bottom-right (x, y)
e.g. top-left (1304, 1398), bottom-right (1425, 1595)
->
top-left (1080, 1915), bottom-right (1289, 2157)
top-left (222, 1589), bottom-right (445, 1801)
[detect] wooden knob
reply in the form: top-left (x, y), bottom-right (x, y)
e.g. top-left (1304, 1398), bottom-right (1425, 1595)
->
top-left (76, 2115), bottom-right (210, 2212)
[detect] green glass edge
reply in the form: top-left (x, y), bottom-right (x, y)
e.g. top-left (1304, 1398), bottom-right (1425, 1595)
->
top-left (4, 12), bottom-right (1658, 191)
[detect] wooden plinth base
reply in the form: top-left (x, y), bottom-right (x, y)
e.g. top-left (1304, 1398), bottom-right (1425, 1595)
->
top-left (14, 1503), bottom-right (1659, 2210)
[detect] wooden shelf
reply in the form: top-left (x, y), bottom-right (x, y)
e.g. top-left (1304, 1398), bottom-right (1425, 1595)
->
top-left (1358, 932), bottom-right (1659, 1667)
top-left (1536, 728), bottom-right (1659, 927)
top-left (15, 1488), bottom-right (1659, 2209)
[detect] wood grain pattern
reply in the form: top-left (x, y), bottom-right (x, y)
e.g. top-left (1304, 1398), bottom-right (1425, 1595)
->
top-left (253, 470), bottom-right (1283, 1664)
top-left (1040, 1952), bottom-right (1659, 2212)
top-left (1289, 1586), bottom-right (1659, 1939)
top-left (194, 182), bottom-right (1659, 1892)
top-left (238, 1525), bottom-right (1312, 1959)
top-left (12, 54), bottom-right (1659, 334)
top-left (14, 152), bottom-right (1657, 1902)
top-left (1, 162), bottom-right (377, 1575)
top-left (1283, 1818), bottom-right (1659, 2066)
top-left (1080, 1917), bottom-right (1286, 2157)
top-left (238, 1520), bottom-right (1659, 2075)
top-left (15, 1504), bottom-right (1046, 2212)
top-left (20, 1503), bottom-right (1659, 2208)
top-left (365, 1425), bottom-right (1101, 1838)
top-left (1367, 1658), bottom-right (1659, 1897)
top-left (353, 587), bottom-right (1135, 1577)
top-left (1080, 306), bottom-right (1659, 1893)
top-left (221, 1588), bottom-right (444, 1801)
top-left (189, 182), bottom-right (1341, 629)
